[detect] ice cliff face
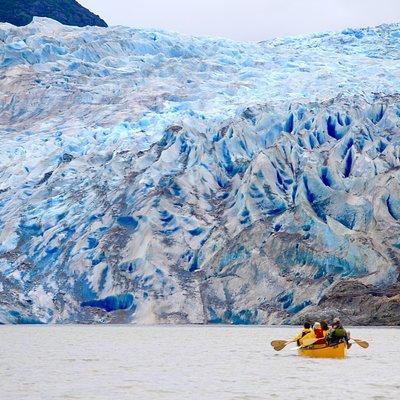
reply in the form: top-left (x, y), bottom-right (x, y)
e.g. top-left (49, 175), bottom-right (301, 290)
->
top-left (1, 18), bottom-right (400, 324)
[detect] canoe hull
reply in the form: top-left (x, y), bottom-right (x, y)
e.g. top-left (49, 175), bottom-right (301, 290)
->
top-left (298, 342), bottom-right (347, 358)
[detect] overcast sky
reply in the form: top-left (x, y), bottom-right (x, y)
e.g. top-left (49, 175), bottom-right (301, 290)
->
top-left (80, 0), bottom-right (400, 41)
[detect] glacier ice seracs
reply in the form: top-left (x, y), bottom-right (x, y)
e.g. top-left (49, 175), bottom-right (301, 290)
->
top-left (1, 17), bottom-right (400, 324)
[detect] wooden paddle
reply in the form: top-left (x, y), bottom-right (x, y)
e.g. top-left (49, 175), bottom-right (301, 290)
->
top-left (351, 338), bottom-right (369, 348)
top-left (290, 338), bottom-right (323, 349)
top-left (300, 337), bottom-right (321, 347)
top-left (271, 339), bottom-right (295, 351)
top-left (299, 337), bottom-right (369, 349)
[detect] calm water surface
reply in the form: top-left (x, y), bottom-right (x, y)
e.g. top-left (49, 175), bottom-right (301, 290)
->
top-left (1, 325), bottom-right (399, 400)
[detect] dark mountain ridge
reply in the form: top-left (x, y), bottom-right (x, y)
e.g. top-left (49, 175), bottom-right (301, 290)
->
top-left (0, 0), bottom-right (107, 27)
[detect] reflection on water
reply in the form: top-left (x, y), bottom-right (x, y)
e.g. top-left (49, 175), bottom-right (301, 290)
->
top-left (1, 325), bottom-right (399, 400)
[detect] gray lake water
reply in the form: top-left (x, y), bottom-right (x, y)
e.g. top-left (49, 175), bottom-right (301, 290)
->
top-left (1, 325), bottom-right (399, 400)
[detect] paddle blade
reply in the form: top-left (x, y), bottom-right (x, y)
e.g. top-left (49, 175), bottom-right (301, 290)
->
top-left (271, 340), bottom-right (286, 347)
top-left (352, 338), bottom-right (369, 348)
top-left (271, 340), bottom-right (290, 351)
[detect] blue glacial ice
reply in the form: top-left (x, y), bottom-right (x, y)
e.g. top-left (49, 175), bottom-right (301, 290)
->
top-left (1, 18), bottom-right (400, 324)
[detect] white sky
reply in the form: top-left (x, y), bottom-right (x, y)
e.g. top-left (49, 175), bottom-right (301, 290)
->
top-left (80, 0), bottom-right (400, 41)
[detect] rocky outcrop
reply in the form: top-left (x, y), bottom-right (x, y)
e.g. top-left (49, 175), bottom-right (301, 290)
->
top-left (0, 0), bottom-right (107, 27)
top-left (292, 281), bottom-right (400, 325)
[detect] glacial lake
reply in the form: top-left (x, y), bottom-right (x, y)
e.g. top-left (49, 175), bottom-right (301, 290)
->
top-left (1, 325), bottom-right (399, 399)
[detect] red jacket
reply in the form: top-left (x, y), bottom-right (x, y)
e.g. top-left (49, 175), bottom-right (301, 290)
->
top-left (314, 328), bottom-right (326, 345)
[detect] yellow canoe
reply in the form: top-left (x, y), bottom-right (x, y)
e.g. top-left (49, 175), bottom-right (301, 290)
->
top-left (298, 342), bottom-right (347, 358)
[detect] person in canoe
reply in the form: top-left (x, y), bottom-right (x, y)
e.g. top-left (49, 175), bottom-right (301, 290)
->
top-left (327, 318), bottom-right (351, 348)
top-left (320, 320), bottom-right (329, 334)
top-left (298, 322), bottom-right (326, 346)
top-left (294, 321), bottom-right (312, 346)
top-left (312, 322), bottom-right (326, 344)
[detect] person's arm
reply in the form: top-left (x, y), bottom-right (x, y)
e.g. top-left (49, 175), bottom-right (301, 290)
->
top-left (294, 331), bottom-right (303, 341)
top-left (299, 331), bottom-right (315, 345)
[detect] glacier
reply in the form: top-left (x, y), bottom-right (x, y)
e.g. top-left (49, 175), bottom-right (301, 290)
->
top-left (1, 17), bottom-right (400, 324)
